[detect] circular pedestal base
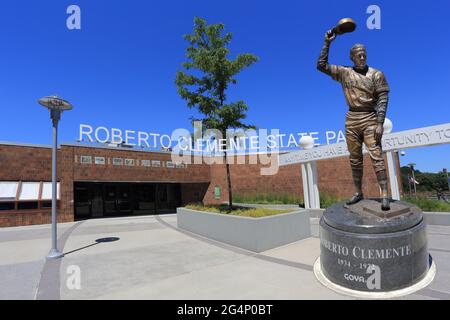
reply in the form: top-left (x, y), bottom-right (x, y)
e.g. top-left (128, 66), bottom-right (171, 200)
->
top-left (319, 200), bottom-right (432, 293)
top-left (314, 257), bottom-right (436, 299)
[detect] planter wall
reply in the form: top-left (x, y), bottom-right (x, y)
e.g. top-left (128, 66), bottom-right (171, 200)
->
top-left (177, 208), bottom-right (311, 252)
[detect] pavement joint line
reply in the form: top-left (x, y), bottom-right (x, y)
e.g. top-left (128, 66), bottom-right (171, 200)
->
top-left (428, 247), bottom-right (450, 254)
top-left (416, 288), bottom-right (450, 300)
top-left (155, 215), bottom-right (315, 272)
top-left (0, 222), bottom-right (79, 233)
top-left (428, 232), bottom-right (450, 236)
top-left (0, 222), bottom-right (166, 243)
top-left (71, 213), bottom-right (175, 225)
top-left (254, 255), bottom-right (314, 271)
top-left (34, 220), bottom-right (86, 300)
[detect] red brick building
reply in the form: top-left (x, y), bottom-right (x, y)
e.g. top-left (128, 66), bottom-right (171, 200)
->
top-left (0, 141), bottom-right (402, 227)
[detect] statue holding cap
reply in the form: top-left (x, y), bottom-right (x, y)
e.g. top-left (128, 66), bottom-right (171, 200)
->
top-left (316, 19), bottom-right (391, 211)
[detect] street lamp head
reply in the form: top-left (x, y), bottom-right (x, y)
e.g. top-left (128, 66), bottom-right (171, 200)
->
top-left (383, 118), bottom-right (393, 134)
top-left (299, 135), bottom-right (315, 150)
top-left (38, 95), bottom-right (73, 112)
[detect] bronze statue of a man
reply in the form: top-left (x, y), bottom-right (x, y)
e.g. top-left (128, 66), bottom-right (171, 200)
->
top-left (317, 29), bottom-right (390, 211)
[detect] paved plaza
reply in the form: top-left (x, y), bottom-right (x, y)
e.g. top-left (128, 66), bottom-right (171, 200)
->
top-left (0, 213), bottom-right (449, 300)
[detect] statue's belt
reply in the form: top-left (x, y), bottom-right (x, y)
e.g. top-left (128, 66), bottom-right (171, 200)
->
top-left (348, 107), bottom-right (376, 112)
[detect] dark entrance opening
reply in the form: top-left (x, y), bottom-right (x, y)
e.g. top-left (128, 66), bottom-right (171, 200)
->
top-left (74, 182), bottom-right (181, 220)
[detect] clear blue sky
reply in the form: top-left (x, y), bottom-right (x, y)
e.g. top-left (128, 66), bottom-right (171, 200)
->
top-left (0, 0), bottom-right (449, 173)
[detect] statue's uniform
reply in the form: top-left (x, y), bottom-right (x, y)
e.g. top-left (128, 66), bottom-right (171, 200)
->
top-left (329, 65), bottom-right (390, 176)
top-left (317, 40), bottom-right (390, 196)
top-left (317, 39), bottom-right (390, 208)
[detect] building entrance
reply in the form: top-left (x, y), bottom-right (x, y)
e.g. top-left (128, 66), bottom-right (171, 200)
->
top-left (74, 182), bottom-right (181, 220)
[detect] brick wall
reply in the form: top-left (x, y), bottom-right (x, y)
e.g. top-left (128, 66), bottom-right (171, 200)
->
top-left (0, 144), bottom-right (54, 227)
top-left (203, 153), bottom-right (402, 205)
top-left (181, 183), bottom-right (210, 205)
top-left (0, 144), bottom-right (53, 180)
top-left (0, 143), bottom-right (403, 227)
top-left (0, 143), bottom-right (211, 227)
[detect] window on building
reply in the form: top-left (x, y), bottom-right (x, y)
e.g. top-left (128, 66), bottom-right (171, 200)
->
top-left (80, 156), bottom-right (92, 164)
top-left (0, 181), bottom-right (60, 211)
top-left (152, 160), bottom-right (161, 168)
top-left (0, 181), bottom-right (18, 211)
top-left (0, 202), bottom-right (15, 210)
top-left (40, 201), bottom-right (52, 208)
top-left (19, 182), bottom-right (40, 200)
top-left (134, 184), bottom-right (156, 213)
top-left (113, 158), bottom-right (123, 165)
top-left (125, 159), bottom-right (135, 166)
top-left (18, 202), bottom-right (38, 210)
top-left (175, 162), bottom-right (186, 168)
top-left (95, 157), bottom-right (105, 165)
top-left (141, 160), bottom-right (151, 167)
top-left (166, 161), bottom-right (175, 168)
top-left (0, 182), bottom-right (19, 200)
top-left (42, 182), bottom-right (61, 200)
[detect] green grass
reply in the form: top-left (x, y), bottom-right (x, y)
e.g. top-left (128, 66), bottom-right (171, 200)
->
top-left (233, 193), bottom-right (303, 205)
top-left (402, 197), bottom-right (450, 212)
top-left (319, 192), bottom-right (345, 209)
top-left (232, 192), bottom-right (344, 208)
top-left (214, 192), bottom-right (450, 212)
top-left (185, 203), bottom-right (293, 218)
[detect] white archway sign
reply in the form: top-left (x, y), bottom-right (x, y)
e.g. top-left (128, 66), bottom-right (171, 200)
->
top-left (279, 122), bottom-right (450, 209)
top-left (299, 135), bottom-right (321, 209)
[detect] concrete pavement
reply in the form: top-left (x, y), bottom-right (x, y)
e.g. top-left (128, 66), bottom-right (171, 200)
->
top-left (0, 214), bottom-right (449, 300)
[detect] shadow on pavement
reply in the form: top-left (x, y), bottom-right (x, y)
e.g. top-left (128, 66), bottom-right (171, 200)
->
top-left (63, 237), bottom-right (120, 256)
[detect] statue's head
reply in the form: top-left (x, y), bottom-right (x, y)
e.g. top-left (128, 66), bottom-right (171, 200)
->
top-left (350, 44), bottom-right (367, 70)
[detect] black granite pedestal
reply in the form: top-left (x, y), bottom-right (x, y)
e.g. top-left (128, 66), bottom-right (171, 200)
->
top-left (318, 199), bottom-right (430, 292)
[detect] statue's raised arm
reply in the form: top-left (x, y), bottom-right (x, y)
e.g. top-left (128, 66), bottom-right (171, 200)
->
top-left (317, 30), bottom-right (344, 82)
top-left (317, 30), bottom-right (336, 75)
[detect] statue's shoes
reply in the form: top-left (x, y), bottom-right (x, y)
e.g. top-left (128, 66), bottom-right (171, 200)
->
top-left (381, 197), bottom-right (390, 211)
top-left (346, 193), bottom-right (364, 205)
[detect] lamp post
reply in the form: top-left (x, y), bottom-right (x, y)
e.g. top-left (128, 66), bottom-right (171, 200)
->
top-left (444, 168), bottom-right (450, 194)
top-left (408, 163), bottom-right (417, 199)
top-left (38, 95), bottom-right (73, 259)
top-left (407, 174), bottom-right (412, 197)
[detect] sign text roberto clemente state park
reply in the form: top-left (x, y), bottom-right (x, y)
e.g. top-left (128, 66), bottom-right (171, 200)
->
top-left (78, 123), bottom-right (350, 152)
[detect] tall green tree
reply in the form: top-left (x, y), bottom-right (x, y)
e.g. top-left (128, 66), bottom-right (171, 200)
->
top-left (400, 166), bottom-right (448, 196)
top-left (176, 17), bottom-right (258, 209)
